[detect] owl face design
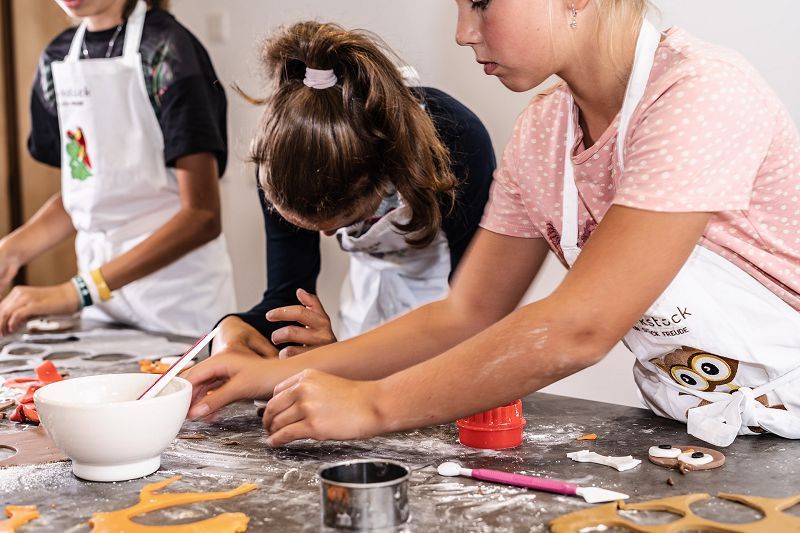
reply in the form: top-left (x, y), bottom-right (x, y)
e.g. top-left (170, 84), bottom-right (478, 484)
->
top-left (650, 347), bottom-right (739, 392)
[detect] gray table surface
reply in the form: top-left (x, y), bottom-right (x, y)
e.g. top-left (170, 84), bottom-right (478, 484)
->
top-left (1, 333), bottom-right (799, 531)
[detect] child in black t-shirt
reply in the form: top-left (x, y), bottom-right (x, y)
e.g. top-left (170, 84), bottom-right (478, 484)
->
top-left (0, 0), bottom-right (235, 336)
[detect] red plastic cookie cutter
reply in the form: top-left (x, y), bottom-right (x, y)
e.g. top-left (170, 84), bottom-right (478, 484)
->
top-left (457, 399), bottom-right (526, 450)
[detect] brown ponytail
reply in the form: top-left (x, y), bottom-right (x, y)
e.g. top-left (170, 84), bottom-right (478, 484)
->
top-left (123, 0), bottom-right (170, 18)
top-left (239, 21), bottom-right (456, 247)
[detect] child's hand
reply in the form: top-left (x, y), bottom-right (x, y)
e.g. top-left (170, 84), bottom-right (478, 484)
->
top-left (267, 288), bottom-right (337, 358)
top-left (0, 282), bottom-right (79, 335)
top-left (184, 349), bottom-right (276, 420)
top-left (213, 315), bottom-right (278, 358)
top-left (261, 369), bottom-right (385, 447)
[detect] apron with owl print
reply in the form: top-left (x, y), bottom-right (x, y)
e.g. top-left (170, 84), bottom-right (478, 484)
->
top-left (560, 20), bottom-right (800, 447)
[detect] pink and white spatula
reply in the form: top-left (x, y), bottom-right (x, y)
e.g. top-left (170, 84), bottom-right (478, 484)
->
top-left (437, 462), bottom-right (628, 503)
top-left (137, 326), bottom-right (219, 401)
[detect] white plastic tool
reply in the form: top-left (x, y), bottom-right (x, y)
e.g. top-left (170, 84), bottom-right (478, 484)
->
top-left (136, 326), bottom-right (219, 401)
top-left (437, 462), bottom-right (629, 504)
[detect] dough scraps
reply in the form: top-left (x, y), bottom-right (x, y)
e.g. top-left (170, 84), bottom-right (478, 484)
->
top-left (648, 445), bottom-right (725, 474)
top-left (0, 426), bottom-right (68, 467)
top-left (89, 475), bottom-right (256, 532)
top-left (6, 361), bottom-right (65, 424)
top-left (576, 433), bottom-right (597, 441)
top-left (139, 356), bottom-right (194, 375)
top-left (0, 506), bottom-right (39, 532)
top-left (139, 360), bottom-right (171, 374)
top-left (567, 450), bottom-right (641, 471)
top-left (549, 492), bottom-right (800, 533)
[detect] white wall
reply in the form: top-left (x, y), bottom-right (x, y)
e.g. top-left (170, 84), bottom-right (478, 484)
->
top-left (172, 0), bottom-right (800, 407)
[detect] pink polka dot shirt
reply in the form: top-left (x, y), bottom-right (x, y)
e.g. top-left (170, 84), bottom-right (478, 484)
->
top-left (481, 27), bottom-right (800, 311)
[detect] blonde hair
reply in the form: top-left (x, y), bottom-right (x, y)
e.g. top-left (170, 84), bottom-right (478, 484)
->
top-left (593, 0), bottom-right (654, 76)
top-left (548, 0), bottom-right (655, 81)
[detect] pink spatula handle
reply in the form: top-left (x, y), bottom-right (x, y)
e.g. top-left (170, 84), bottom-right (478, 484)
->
top-left (470, 468), bottom-right (578, 496)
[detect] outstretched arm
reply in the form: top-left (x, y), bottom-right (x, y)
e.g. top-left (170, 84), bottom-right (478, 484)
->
top-left (0, 153), bottom-right (223, 334)
top-left (261, 206), bottom-right (711, 445)
top-left (184, 228), bottom-right (549, 418)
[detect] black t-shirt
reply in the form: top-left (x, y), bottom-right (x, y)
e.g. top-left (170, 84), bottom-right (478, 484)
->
top-left (28, 9), bottom-right (228, 174)
top-left (230, 87), bottom-right (496, 342)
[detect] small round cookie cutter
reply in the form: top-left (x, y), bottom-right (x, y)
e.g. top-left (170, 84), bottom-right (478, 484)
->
top-left (318, 458), bottom-right (410, 530)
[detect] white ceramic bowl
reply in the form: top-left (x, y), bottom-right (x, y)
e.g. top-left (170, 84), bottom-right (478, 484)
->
top-left (34, 373), bottom-right (191, 482)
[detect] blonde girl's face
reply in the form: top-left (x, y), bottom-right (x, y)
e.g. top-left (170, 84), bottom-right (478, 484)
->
top-left (455, 0), bottom-right (567, 92)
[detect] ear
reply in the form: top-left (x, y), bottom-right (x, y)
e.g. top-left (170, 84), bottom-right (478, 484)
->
top-left (570, 0), bottom-right (591, 12)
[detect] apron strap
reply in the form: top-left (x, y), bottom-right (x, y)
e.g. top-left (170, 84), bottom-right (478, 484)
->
top-left (65, 22), bottom-right (89, 63)
top-left (656, 366), bottom-right (800, 447)
top-left (616, 20), bottom-right (660, 169)
top-left (122, 0), bottom-right (147, 58)
top-left (559, 19), bottom-right (660, 268)
top-left (559, 101), bottom-right (580, 266)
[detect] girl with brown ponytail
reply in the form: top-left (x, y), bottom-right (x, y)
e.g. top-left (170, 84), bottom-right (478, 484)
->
top-left (213, 21), bottom-right (495, 357)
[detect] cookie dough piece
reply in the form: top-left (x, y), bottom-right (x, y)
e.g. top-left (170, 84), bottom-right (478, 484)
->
top-left (567, 450), bottom-right (641, 471)
top-left (25, 317), bottom-right (78, 333)
top-left (648, 445), bottom-right (725, 473)
top-left (648, 445), bottom-right (681, 459)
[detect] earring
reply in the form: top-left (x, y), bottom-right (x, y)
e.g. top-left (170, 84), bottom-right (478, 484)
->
top-left (569, 4), bottom-right (578, 29)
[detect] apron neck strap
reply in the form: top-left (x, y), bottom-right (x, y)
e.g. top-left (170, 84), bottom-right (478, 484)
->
top-left (122, 0), bottom-right (147, 58)
top-left (66, 22), bottom-right (88, 62)
top-left (616, 19), bottom-right (660, 169)
top-left (64, 0), bottom-right (146, 63)
top-left (559, 19), bottom-right (661, 266)
top-left (559, 101), bottom-right (580, 265)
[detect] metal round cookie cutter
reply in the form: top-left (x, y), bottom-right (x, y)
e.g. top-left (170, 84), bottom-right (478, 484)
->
top-left (318, 459), bottom-right (410, 530)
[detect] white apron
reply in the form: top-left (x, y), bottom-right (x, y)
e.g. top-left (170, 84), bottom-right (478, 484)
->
top-left (560, 20), bottom-right (800, 447)
top-left (52, 1), bottom-right (236, 337)
top-left (336, 199), bottom-right (450, 340)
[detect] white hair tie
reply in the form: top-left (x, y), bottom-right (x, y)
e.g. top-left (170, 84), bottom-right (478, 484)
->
top-left (303, 67), bottom-right (337, 89)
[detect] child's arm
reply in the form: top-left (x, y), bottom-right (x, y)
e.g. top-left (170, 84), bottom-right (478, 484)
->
top-left (0, 153), bottom-right (222, 334)
top-left (259, 206), bottom-right (711, 446)
top-left (184, 229), bottom-right (551, 419)
top-left (97, 152), bottom-right (222, 289)
top-left (0, 193), bottom-right (75, 291)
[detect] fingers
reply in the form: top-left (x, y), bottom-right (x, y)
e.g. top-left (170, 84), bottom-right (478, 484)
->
top-left (271, 325), bottom-right (330, 347)
top-left (261, 381), bottom-right (302, 431)
top-left (7, 305), bottom-right (35, 335)
top-left (278, 345), bottom-right (311, 359)
top-left (247, 331), bottom-right (279, 359)
top-left (272, 370), bottom-right (306, 396)
top-left (183, 358), bottom-right (228, 388)
top-left (187, 380), bottom-right (243, 420)
top-left (189, 377), bottom-right (226, 406)
top-left (266, 421), bottom-right (311, 447)
top-left (183, 360), bottom-right (231, 406)
top-left (263, 403), bottom-right (304, 435)
top-left (295, 288), bottom-right (328, 317)
top-left (0, 290), bottom-right (20, 336)
top-left (267, 304), bottom-right (328, 330)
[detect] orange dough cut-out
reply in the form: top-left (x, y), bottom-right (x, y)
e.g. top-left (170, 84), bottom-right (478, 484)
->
top-left (549, 492), bottom-right (800, 533)
top-left (0, 506), bottom-right (40, 532)
top-left (89, 476), bottom-right (256, 532)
